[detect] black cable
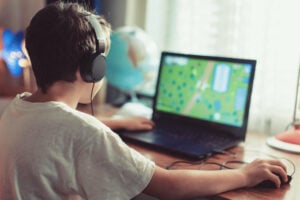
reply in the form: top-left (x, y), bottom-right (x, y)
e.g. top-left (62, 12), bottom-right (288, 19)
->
top-left (166, 160), bottom-right (244, 170)
top-left (165, 160), bottom-right (205, 170)
top-left (220, 160), bottom-right (248, 170)
top-left (165, 155), bottom-right (208, 170)
top-left (165, 150), bottom-right (234, 170)
top-left (90, 82), bottom-right (95, 116)
top-left (165, 149), bottom-right (296, 176)
top-left (278, 157), bottom-right (296, 176)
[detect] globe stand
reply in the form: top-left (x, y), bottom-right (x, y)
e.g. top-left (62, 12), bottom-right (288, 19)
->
top-left (128, 90), bottom-right (139, 103)
top-left (112, 90), bottom-right (153, 119)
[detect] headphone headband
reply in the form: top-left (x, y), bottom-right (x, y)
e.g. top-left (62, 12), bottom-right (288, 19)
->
top-left (85, 13), bottom-right (106, 55)
top-left (79, 12), bottom-right (107, 83)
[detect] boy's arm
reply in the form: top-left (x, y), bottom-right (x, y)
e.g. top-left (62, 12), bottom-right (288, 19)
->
top-left (143, 159), bottom-right (288, 200)
top-left (99, 116), bottom-right (154, 131)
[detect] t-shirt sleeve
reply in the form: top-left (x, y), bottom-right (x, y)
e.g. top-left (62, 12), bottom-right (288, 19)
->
top-left (75, 126), bottom-right (155, 200)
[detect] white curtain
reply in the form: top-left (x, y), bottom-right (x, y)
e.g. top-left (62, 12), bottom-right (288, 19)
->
top-left (145, 0), bottom-right (300, 134)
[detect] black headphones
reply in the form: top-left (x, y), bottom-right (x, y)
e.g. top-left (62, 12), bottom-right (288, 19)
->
top-left (79, 13), bottom-right (107, 83)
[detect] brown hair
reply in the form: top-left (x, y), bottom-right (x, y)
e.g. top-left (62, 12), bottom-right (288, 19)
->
top-left (25, 2), bottom-right (111, 93)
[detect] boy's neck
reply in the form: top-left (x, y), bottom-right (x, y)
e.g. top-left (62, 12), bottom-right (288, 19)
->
top-left (24, 82), bottom-right (80, 109)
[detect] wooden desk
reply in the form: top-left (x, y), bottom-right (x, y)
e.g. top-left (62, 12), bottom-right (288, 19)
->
top-left (127, 132), bottom-right (299, 200)
top-left (79, 104), bottom-right (300, 200)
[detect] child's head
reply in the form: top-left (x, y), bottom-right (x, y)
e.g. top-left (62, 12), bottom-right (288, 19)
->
top-left (25, 2), bottom-right (111, 93)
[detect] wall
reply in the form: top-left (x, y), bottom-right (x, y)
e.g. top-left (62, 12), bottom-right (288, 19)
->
top-left (0, 0), bottom-right (43, 96)
top-left (0, 0), bottom-right (44, 32)
top-left (101, 0), bottom-right (147, 30)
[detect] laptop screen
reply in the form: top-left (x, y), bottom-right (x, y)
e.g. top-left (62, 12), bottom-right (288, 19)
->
top-left (155, 52), bottom-right (256, 128)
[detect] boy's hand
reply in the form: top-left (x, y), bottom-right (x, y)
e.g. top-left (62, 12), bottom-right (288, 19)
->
top-left (239, 159), bottom-right (288, 188)
top-left (99, 116), bottom-right (154, 131)
top-left (118, 116), bottom-right (155, 131)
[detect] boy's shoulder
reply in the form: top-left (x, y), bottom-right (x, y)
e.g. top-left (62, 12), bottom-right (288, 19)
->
top-left (10, 93), bottom-right (111, 135)
top-left (52, 102), bottom-right (111, 134)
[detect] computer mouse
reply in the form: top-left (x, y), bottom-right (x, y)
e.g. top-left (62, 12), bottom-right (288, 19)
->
top-left (255, 175), bottom-right (292, 188)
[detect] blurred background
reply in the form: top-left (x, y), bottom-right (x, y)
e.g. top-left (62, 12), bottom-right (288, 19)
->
top-left (1, 0), bottom-right (300, 136)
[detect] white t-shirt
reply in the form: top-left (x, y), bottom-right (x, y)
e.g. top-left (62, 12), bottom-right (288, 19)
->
top-left (0, 93), bottom-right (155, 200)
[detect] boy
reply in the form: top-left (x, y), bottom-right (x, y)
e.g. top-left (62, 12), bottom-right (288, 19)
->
top-left (0, 2), bottom-right (288, 200)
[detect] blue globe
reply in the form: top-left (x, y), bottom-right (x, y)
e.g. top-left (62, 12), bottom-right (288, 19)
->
top-left (106, 27), bottom-right (159, 96)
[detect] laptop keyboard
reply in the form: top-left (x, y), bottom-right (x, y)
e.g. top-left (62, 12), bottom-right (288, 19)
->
top-left (153, 123), bottom-right (235, 149)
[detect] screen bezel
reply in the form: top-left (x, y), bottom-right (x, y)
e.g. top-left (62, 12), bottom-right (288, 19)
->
top-left (152, 51), bottom-right (256, 139)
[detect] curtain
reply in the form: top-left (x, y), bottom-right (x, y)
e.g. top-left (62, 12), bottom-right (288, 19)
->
top-left (145, 0), bottom-right (300, 134)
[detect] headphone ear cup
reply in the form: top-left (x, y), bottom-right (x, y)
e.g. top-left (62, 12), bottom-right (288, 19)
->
top-left (80, 53), bottom-right (106, 82)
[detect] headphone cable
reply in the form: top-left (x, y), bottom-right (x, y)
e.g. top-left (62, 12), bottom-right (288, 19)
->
top-left (90, 82), bottom-right (95, 116)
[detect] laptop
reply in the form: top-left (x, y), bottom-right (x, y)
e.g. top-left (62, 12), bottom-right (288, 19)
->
top-left (118, 51), bottom-right (256, 159)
